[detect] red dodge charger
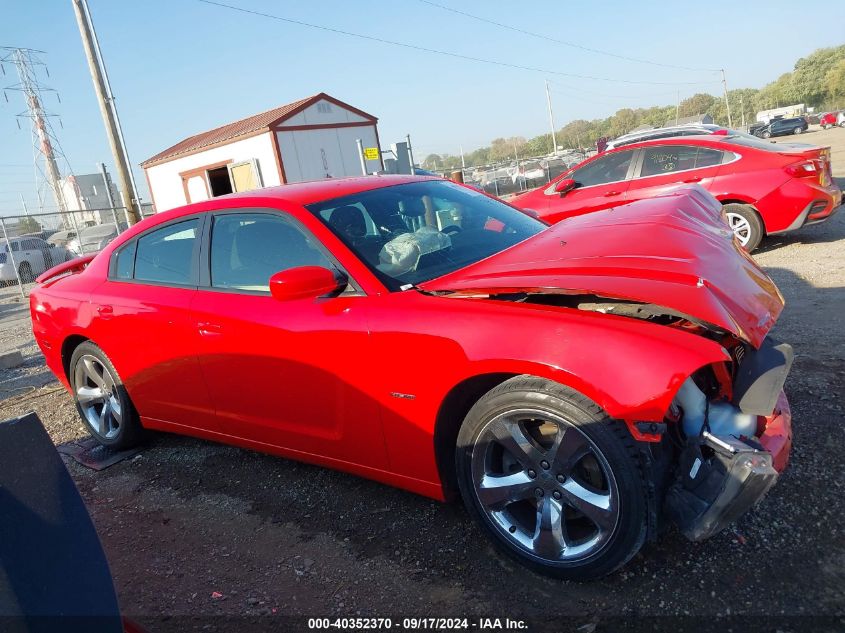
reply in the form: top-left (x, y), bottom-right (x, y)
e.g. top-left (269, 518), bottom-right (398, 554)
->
top-left (512, 133), bottom-right (841, 251)
top-left (31, 176), bottom-right (793, 580)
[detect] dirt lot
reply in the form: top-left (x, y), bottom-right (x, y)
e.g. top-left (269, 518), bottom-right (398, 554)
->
top-left (1, 127), bottom-right (845, 631)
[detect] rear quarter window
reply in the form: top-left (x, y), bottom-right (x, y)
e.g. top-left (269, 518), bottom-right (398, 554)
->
top-left (112, 241), bottom-right (137, 280)
top-left (133, 219), bottom-right (199, 286)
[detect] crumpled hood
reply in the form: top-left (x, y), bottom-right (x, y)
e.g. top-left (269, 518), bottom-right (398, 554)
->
top-left (420, 186), bottom-right (783, 348)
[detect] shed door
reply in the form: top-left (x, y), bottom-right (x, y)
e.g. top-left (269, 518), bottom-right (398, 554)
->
top-left (228, 160), bottom-right (262, 192)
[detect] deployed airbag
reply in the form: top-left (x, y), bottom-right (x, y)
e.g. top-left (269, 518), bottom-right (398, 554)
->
top-left (377, 227), bottom-right (451, 276)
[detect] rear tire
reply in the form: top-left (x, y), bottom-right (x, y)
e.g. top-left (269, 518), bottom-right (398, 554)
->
top-left (70, 341), bottom-right (143, 450)
top-left (18, 262), bottom-right (33, 284)
top-left (455, 376), bottom-right (648, 580)
top-left (723, 203), bottom-right (763, 252)
top-left (793, 127), bottom-right (803, 135)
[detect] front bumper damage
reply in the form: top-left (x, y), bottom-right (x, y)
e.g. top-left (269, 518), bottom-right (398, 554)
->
top-left (665, 338), bottom-right (793, 541)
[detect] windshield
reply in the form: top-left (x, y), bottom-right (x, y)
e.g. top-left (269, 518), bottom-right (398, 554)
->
top-left (306, 180), bottom-right (545, 290)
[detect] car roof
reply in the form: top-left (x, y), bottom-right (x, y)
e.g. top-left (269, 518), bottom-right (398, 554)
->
top-left (606, 135), bottom-right (743, 151)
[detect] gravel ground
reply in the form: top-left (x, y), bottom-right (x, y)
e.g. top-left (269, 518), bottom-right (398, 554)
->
top-left (1, 127), bottom-right (844, 631)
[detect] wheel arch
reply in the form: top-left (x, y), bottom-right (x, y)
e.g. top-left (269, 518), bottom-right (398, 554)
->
top-left (61, 334), bottom-right (91, 381)
top-left (719, 199), bottom-right (768, 235)
top-left (433, 372), bottom-right (517, 498)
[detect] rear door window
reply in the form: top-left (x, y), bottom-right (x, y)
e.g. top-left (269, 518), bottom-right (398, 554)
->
top-left (640, 146), bottom-right (725, 177)
top-left (134, 219), bottom-right (199, 286)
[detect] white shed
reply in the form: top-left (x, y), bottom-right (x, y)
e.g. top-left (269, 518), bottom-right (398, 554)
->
top-left (141, 93), bottom-right (382, 212)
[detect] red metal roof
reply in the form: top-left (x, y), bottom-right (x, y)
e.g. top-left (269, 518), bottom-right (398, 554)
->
top-left (140, 93), bottom-right (377, 168)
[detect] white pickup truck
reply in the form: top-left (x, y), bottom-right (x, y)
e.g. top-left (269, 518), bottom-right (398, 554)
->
top-left (0, 236), bottom-right (74, 285)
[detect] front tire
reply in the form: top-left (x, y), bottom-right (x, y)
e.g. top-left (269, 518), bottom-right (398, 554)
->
top-left (70, 341), bottom-right (143, 450)
top-left (455, 376), bottom-right (648, 580)
top-left (762, 131), bottom-right (772, 139)
top-left (723, 203), bottom-right (763, 252)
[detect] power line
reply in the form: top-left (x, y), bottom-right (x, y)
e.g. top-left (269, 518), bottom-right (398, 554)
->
top-left (547, 79), bottom-right (680, 100)
top-left (196, 0), bottom-right (721, 86)
top-left (414, 0), bottom-right (721, 73)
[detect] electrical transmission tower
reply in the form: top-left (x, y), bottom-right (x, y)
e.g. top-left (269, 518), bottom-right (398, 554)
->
top-left (1, 47), bottom-right (74, 220)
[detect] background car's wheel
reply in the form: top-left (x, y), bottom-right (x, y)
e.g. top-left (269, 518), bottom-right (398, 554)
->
top-left (793, 127), bottom-right (803, 134)
top-left (723, 203), bottom-right (763, 252)
top-left (456, 376), bottom-right (648, 581)
top-left (17, 262), bottom-right (33, 284)
top-left (762, 131), bottom-right (772, 138)
top-left (70, 341), bottom-right (143, 450)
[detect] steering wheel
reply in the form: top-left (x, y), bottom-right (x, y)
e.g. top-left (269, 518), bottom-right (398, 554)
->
top-left (442, 225), bottom-right (463, 235)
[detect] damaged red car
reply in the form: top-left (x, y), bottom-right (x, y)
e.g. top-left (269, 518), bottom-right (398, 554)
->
top-left (30, 176), bottom-right (793, 580)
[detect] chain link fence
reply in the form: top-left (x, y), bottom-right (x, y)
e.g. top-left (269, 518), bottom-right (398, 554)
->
top-left (445, 152), bottom-right (589, 199)
top-left (0, 203), bottom-right (155, 299)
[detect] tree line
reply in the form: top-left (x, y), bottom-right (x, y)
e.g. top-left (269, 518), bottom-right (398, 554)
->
top-left (423, 44), bottom-right (845, 170)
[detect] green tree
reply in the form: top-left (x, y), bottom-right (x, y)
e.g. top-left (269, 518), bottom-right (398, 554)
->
top-left (826, 58), bottom-right (845, 102)
top-left (422, 153), bottom-right (442, 169)
top-left (17, 216), bottom-right (42, 235)
top-left (792, 45), bottom-right (845, 104)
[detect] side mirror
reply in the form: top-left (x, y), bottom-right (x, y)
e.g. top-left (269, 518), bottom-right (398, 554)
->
top-left (554, 178), bottom-right (577, 195)
top-left (269, 266), bottom-right (346, 302)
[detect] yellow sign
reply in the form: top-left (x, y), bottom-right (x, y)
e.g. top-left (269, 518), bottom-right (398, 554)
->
top-left (363, 147), bottom-right (380, 161)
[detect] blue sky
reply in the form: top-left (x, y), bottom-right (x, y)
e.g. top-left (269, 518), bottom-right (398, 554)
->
top-left (1, 0), bottom-right (844, 214)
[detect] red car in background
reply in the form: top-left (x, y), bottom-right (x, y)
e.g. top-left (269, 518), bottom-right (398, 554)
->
top-left (512, 134), bottom-right (842, 251)
top-left (819, 111), bottom-right (844, 129)
top-left (31, 176), bottom-right (793, 580)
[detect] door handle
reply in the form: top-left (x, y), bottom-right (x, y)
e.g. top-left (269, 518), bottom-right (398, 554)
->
top-left (681, 177), bottom-right (702, 183)
top-left (197, 322), bottom-right (223, 335)
top-left (603, 191), bottom-right (622, 197)
top-left (97, 305), bottom-right (114, 319)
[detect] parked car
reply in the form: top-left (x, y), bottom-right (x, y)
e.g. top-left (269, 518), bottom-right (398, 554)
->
top-left (607, 124), bottom-right (728, 150)
top-left (0, 235), bottom-right (72, 284)
top-left (511, 134), bottom-right (842, 251)
top-left (819, 111), bottom-right (845, 128)
top-left (755, 116), bottom-right (808, 138)
top-left (47, 228), bottom-right (78, 249)
top-left (32, 175), bottom-right (794, 580)
top-left (748, 121), bottom-right (768, 136)
top-left (67, 223), bottom-right (125, 256)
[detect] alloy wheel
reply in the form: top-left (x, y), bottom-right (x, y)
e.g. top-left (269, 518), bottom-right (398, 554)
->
top-left (726, 212), bottom-right (751, 246)
top-left (74, 354), bottom-right (123, 440)
top-left (470, 408), bottom-right (619, 563)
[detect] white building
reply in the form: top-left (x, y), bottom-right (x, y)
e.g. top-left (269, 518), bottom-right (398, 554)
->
top-left (60, 172), bottom-right (121, 224)
top-left (141, 93), bottom-right (382, 212)
top-left (756, 104), bottom-right (806, 124)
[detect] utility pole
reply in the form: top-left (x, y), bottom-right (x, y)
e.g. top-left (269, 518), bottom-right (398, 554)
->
top-left (82, 0), bottom-right (142, 215)
top-left (739, 93), bottom-right (746, 129)
top-left (545, 80), bottom-right (558, 155)
top-left (355, 138), bottom-right (367, 175)
top-left (72, 0), bottom-right (140, 225)
top-left (20, 194), bottom-right (29, 216)
top-left (459, 144), bottom-right (466, 169)
top-left (721, 68), bottom-right (733, 128)
top-left (1, 48), bottom-right (70, 221)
